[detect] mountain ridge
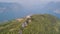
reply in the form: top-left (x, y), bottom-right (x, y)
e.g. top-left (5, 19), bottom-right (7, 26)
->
top-left (0, 14), bottom-right (60, 34)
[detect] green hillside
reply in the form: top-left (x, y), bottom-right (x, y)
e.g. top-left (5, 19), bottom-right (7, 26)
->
top-left (0, 14), bottom-right (60, 34)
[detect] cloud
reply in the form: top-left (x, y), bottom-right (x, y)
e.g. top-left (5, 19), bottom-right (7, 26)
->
top-left (54, 9), bottom-right (60, 14)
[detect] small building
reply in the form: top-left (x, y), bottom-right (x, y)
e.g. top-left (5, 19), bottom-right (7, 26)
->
top-left (26, 15), bottom-right (32, 23)
top-left (16, 18), bottom-right (23, 22)
top-left (26, 15), bottom-right (31, 19)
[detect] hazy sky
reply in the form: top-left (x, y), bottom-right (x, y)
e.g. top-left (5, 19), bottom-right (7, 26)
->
top-left (0, 0), bottom-right (60, 14)
top-left (0, 0), bottom-right (60, 2)
top-left (0, 0), bottom-right (60, 7)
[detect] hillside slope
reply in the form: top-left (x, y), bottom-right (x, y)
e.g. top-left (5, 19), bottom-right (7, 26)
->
top-left (0, 14), bottom-right (60, 34)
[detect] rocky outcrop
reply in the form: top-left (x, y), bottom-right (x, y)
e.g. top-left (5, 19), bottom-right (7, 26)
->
top-left (19, 15), bottom-right (32, 34)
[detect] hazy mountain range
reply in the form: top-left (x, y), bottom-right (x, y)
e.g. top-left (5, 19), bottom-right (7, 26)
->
top-left (0, 2), bottom-right (60, 22)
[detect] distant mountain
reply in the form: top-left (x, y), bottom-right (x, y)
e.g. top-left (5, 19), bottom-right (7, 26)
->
top-left (41, 2), bottom-right (60, 18)
top-left (26, 2), bottom-right (60, 18)
top-left (0, 3), bottom-right (25, 22)
top-left (0, 2), bottom-right (60, 22)
top-left (0, 14), bottom-right (60, 34)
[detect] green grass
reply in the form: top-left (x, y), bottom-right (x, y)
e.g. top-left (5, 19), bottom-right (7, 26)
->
top-left (0, 14), bottom-right (60, 34)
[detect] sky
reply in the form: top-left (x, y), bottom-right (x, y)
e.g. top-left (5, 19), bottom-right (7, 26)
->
top-left (0, 0), bottom-right (60, 14)
top-left (0, 0), bottom-right (60, 4)
top-left (0, 0), bottom-right (60, 2)
top-left (0, 0), bottom-right (60, 5)
top-left (0, 0), bottom-right (60, 8)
